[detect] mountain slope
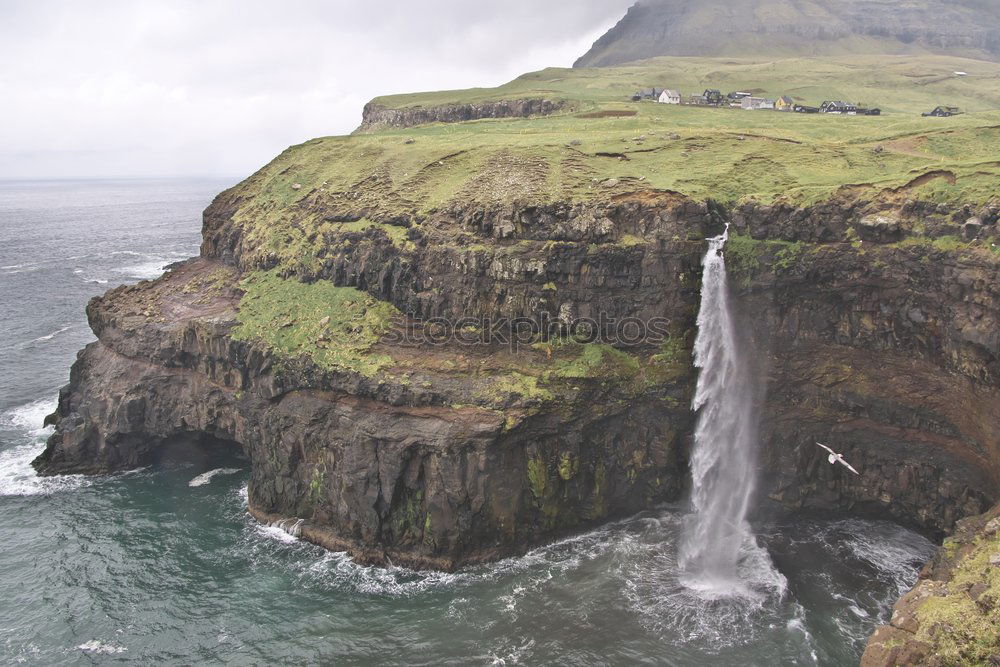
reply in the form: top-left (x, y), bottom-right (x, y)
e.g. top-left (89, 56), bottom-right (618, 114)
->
top-left (575, 0), bottom-right (1000, 67)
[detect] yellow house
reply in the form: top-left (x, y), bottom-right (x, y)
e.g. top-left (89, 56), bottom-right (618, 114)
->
top-left (776, 96), bottom-right (795, 112)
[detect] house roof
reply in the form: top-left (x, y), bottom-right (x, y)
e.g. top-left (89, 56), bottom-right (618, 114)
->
top-left (662, 89), bottom-right (681, 97)
top-left (779, 96), bottom-right (794, 104)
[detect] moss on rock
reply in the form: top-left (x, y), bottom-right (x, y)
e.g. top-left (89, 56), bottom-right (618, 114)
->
top-left (232, 270), bottom-right (400, 377)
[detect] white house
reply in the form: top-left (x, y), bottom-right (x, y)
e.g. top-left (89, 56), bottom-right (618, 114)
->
top-left (741, 97), bottom-right (776, 110)
top-left (658, 89), bottom-right (682, 105)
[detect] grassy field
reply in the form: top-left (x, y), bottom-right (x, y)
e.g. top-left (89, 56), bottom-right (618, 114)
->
top-left (371, 55), bottom-right (1000, 113)
top-left (220, 55), bottom-right (1000, 272)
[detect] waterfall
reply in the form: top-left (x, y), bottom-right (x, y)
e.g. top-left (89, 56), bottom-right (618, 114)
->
top-left (679, 225), bottom-right (762, 594)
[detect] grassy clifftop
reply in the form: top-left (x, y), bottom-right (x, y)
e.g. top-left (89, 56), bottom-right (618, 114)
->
top-left (214, 55), bottom-right (1000, 278)
top-left (372, 55), bottom-right (1000, 113)
top-left (272, 57), bottom-right (1000, 210)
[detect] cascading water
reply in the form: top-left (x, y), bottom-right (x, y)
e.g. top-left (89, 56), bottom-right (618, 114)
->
top-left (679, 225), bottom-right (773, 596)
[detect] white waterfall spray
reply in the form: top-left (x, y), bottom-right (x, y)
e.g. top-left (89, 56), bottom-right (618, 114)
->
top-left (679, 225), bottom-right (770, 595)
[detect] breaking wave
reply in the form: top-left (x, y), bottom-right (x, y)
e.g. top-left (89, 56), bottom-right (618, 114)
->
top-left (77, 640), bottom-right (127, 655)
top-left (0, 397), bottom-right (89, 496)
top-left (31, 325), bottom-right (72, 343)
top-left (188, 467), bottom-right (241, 487)
top-left (111, 250), bottom-right (189, 280)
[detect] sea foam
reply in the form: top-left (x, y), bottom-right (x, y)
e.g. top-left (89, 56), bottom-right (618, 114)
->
top-left (188, 467), bottom-right (241, 487)
top-left (0, 397), bottom-right (88, 496)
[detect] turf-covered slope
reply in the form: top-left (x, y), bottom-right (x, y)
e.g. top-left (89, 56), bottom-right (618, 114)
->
top-left (575, 0), bottom-right (1000, 67)
top-left (355, 56), bottom-right (1000, 211)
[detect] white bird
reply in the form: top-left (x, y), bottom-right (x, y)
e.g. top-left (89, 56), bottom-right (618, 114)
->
top-left (816, 442), bottom-right (860, 475)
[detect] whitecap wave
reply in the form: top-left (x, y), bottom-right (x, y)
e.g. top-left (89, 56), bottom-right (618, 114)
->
top-left (115, 260), bottom-right (170, 280)
top-left (815, 518), bottom-right (934, 598)
top-left (1, 263), bottom-right (39, 275)
top-left (0, 397), bottom-right (89, 496)
top-left (786, 603), bottom-right (820, 664)
top-left (32, 325), bottom-right (72, 343)
top-left (77, 640), bottom-right (127, 655)
top-left (188, 467), bottom-right (241, 487)
top-left (255, 523), bottom-right (302, 544)
top-left (112, 250), bottom-right (189, 281)
top-left (3, 396), bottom-right (57, 437)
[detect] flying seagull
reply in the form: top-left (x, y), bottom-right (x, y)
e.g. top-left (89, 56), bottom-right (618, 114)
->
top-left (816, 442), bottom-right (860, 475)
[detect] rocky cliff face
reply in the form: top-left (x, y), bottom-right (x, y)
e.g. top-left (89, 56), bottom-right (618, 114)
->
top-left (37, 197), bottom-right (711, 570)
top-left (730, 200), bottom-right (1000, 536)
top-left (356, 98), bottom-right (568, 132)
top-left (575, 0), bottom-right (1000, 66)
top-left (34, 182), bottom-right (1000, 575)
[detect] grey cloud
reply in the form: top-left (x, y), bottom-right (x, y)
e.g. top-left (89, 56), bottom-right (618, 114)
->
top-left (0, 0), bottom-right (631, 179)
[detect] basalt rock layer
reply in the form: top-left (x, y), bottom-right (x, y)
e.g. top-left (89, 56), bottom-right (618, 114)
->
top-left (34, 178), bottom-right (1000, 575)
top-left (36, 197), bottom-right (710, 570)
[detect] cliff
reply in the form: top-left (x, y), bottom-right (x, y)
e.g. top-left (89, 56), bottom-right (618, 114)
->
top-left (34, 186), bottom-right (1000, 566)
top-left (356, 98), bottom-right (567, 132)
top-left (576, 0), bottom-right (1000, 67)
top-left (29, 55), bottom-right (1000, 657)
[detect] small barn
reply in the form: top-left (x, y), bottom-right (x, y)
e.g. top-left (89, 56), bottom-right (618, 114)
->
top-left (776, 96), bottom-right (794, 111)
top-left (658, 89), bottom-right (682, 104)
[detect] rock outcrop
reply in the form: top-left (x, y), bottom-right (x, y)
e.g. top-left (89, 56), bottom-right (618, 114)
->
top-left (356, 98), bottom-right (567, 132)
top-left (575, 0), bottom-right (1000, 67)
top-left (862, 502), bottom-right (1000, 665)
top-left (36, 198), bottom-right (710, 570)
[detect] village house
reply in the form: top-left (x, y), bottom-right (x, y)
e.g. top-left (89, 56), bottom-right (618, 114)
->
top-left (741, 96), bottom-right (776, 110)
top-left (702, 89), bottom-right (724, 105)
top-left (632, 88), bottom-right (663, 101)
top-left (820, 100), bottom-right (858, 114)
top-left (776, 96), bottom-right (794, 111)
top-left (658, 89), bottom-right (682, 104)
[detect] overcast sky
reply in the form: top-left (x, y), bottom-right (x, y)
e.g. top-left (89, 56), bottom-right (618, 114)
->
top-left (0, 1), bottom-right (631, 180)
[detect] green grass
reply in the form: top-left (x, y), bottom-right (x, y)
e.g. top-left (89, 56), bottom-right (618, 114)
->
top-left (372, 55), bottom-right (1000, 114)
top-left (213, 55), bottom-right (1000, 278)
top-left (911, 530), bottom-right (1000, 664)
top-left (482, 372), bottom-right (555, 404)
top-left (232, 270), bottom-right (400, 377)
top-left (547, 343), bottom-right (641, 380)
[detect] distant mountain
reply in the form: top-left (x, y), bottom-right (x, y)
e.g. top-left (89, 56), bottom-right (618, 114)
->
top-left (575, 0), bottom-right (1000, 67)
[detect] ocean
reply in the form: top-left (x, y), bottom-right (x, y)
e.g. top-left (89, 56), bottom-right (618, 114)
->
top-left (0, 179), bottom-right (936, 665)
